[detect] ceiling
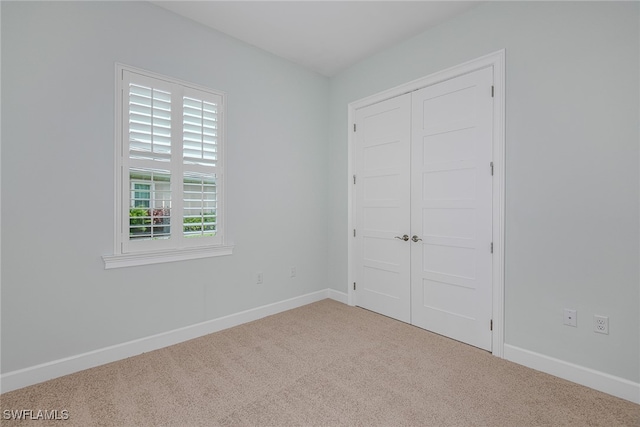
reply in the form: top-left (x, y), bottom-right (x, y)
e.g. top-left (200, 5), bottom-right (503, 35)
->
top-left (152, 1), bottom-right (480, 77)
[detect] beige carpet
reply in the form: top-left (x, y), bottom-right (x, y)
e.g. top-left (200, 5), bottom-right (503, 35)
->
top-left (1, 299), bottom-right (638, 426)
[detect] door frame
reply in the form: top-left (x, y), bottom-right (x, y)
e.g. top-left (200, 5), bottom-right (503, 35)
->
top-left (347, 50), bottom-right (506, 357)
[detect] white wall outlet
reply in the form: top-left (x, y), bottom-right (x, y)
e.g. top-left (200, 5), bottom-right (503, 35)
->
top-left (290, 267), bottom-right (296, 278)
top-left (563, 309), bottom-right (577, 327)
top-left (594, 315), bottom-right (609, 334)
top-left (256, 272), bottom-right (263, 284)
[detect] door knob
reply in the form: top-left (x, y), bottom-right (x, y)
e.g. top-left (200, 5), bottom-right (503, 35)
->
top-left (394, 234), bottom-right (409, 241)
top-left (412, 235), bottom-right (422, 242)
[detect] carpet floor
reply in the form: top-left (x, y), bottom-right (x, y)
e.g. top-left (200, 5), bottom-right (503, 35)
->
top-left (1, 299), bottom-right (638, 426)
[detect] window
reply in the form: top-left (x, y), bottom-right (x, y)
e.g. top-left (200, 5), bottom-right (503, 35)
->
top-left (132, 182), bottom-right (151, 208)
top-left (103, 65), bottom-right (232, 269)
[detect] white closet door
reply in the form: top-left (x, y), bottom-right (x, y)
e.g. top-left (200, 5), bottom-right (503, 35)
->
top-left (354, 94), bottom-right (411, 323)
top-left (410, 68), bottom-right (494, 351)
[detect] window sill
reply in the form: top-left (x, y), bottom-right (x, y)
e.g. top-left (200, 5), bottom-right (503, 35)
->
top-left (102, 245), bottom-right (234, 269)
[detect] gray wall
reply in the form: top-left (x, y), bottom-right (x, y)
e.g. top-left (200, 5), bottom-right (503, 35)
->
top-left (328, 1), bottom-right (639, 382)
top-left (1, 1), bottom-right (329, 373)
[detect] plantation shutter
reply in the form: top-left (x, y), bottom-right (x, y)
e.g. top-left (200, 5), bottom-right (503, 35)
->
top-left (181, 87), bottom-right (222, 241)
top-left (120, 69), bottom-right (224, 253)
top-left (183, 97), bottom-right (218, 167)
top-left (128, 84), bottom-right (172, 162)
top-left (122, 71), bottom-right (175, 251)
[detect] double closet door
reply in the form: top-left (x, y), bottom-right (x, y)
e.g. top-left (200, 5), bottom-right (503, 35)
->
top-left (354, 67), bottom-right (494, 351)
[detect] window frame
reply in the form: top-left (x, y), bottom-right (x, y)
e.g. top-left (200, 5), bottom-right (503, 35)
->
top-left (131, 181), bottom-right (151, 208)
top-left (103, 64), bottom-right (232, 269)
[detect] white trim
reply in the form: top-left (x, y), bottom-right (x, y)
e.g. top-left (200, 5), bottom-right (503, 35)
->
top-left (102, 245), bottom-right (234, 269)
top-left (328, 289), bottom-right (348, 304)
top-left (347, 50), bottom-right (506, 357)
top-left (347, 107), bottom-right (356, 307)
top-left (3, 289), bottom-right (636, 406)
top-left (0, 289), bottom-right (334, 394)
top-left (504, 344), bottom-right (640, 404)
top-left (118, 63), bottom-right (228, 96)
top-left (114, 63), bottom-right (123, 253)
top-left (489, 51), bottom-right (506, 358)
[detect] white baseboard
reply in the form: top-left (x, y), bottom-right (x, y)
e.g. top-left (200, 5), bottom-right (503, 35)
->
top-left (504, 344), bottom-right (640, 404)
top-left (328, 288), bottom-right (348, 304)
top-left (1, 289), bottom-right (339, 394)
top-left (9, 297), bottom-right (635, 405)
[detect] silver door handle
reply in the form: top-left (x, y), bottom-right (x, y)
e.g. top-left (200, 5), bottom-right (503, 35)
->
top-left (394, 234), bottom-right (409, 241)
top-left (412, 235), bottom-right (422, 242)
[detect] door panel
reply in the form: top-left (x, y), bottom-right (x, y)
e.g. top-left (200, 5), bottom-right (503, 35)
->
top-left (353, 68), bottom-right (494, 351)
top-left (410, 68), bottom-right (494, 351)
top-left (354, 94), bottom-right (411, 323)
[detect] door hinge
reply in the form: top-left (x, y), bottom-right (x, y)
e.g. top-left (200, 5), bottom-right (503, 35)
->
top-left (353, 175), bottom-right (356, 185)
top-left (490, 319), bottom-right (493, 331)
top-left (491, 86), bottom-right (494, 97)
top-left (353, 123), bottom-right (357, 132)
top-left (353, 229), bottom-right (356, 237)
top-left (491, 242), bottom-right (494, 253)
top-left (353, 282), bottom-right (357, 291)
top-left (490, 161), bottom-right (494, 176)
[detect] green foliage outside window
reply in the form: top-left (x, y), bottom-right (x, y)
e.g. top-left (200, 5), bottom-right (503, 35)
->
top-left (129, 208), bottom-right (151, 234)
top-left (183, 215), bottom-right (216, 234)
top-left (129, 208), bottom-right (171, 236)
top-left (129, 208), bottom-right (216, 236)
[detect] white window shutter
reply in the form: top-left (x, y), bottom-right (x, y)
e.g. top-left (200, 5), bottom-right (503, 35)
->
top-left (183, 96), bottom-right (218, 167)
top-left (128, 84), bottom-right (172, 162)
top-left (118, 67), bottom-right (225, 254)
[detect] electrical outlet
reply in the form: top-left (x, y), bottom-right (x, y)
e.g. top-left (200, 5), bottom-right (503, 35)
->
top-left (563, 309), bottom-right (577, 327)
top-left (594, 315), bottom-right (609, 334)
top-left (290, 267), bottom-right (296, 278)
top-left (256, 272), bottom-right (263, 284)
